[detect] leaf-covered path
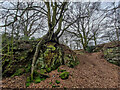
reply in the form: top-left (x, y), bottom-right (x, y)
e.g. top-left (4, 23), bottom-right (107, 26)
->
top-left (2, 51), bottom-right (120, 88)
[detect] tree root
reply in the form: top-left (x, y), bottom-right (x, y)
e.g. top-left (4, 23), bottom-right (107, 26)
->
top-left (31, 35), bottom-right (49, 80)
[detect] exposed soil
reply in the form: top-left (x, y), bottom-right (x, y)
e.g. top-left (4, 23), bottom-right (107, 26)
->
top-left (1, 51), bottom-right (120, 88)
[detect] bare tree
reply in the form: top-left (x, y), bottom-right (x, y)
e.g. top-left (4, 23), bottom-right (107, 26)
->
top-left (101, 2), bottom-right (120, 43)
top-left (65, 2), bottom-right (105, 50)
top-left (0, 2), bottom-right (46, 39)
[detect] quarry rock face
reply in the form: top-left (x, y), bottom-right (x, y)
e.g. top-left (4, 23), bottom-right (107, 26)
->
top-left (35, 42), bottom-right (79, 74)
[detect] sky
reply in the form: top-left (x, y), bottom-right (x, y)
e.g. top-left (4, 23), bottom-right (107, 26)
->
top-left (0, 0), bottom-right (120, 2)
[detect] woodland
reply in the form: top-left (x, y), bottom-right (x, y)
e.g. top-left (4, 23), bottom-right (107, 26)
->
top-left (0, 1), bottom-right (120, 89)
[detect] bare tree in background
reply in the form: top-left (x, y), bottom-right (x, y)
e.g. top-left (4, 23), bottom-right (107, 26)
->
top-left (101, 2), bottom-right (120, 42)
top-left (0, 2), bottom-right (47, 39)
top-left (65, 2), bottom-right (105, 50)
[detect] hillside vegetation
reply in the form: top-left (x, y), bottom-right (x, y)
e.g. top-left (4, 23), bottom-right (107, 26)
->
top-left (2, 41), bottom-right (120, 88)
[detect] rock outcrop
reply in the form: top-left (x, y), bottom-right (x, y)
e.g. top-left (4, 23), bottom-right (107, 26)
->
top-left (2, 40), bottom-right (79, 77)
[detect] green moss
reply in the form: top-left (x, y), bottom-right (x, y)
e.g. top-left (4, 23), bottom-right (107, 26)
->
top-left (35, 77), bottom-right (41, 83)
top-left (108, 48), bottom-right (113, 53)
top-left (109, 60), bottom-right (119, 65)
top-left (11, 68), bottom-right (24, 77)
top-left (26, 77), bottom-right (31, 83)
top-left (52, 85), bottom-right (56, 88)
top-left (64, 87), bottom-right (67, 89)
top-left (64, 55), bottom-right (79, 68)
top-left (60, 72), bottom-right (69, 80)
top-left (26, 82), bottom-right (30, 87)
top-left (40, 69), bottom-right (45, 74)
top-left (40, 78), bottom-right (45, 81)
top-left (57, 67), bottom-right (60, 72)
top-left (51, 62), bottom-right (60, 70)
top-left (68, 61), bottom-right (76, 68)
top-left (60, 69), bottom-right (66, 72)
top-left (25, 64), bottom-right (31, 73)
top-left (21, 56), bottom-right (25, 60)
top-left (55, 80), bottom-right (60, 84)
top-left (64, 55), bottom-right (71, 61)
top-left (104, 50), bottom-right (108, 57)
top-left (35, 57), bottom-right (45, 69)
top-left (47, 45), bottom-right (56, 51)
top-left (46, 67), bottom-right (52, 73)
top-left (34, 42), bottom-right (64, 78)
top-left (44, 52), bottom-right (49, 57)
top-left (49, 82), bottom-right (52, 84)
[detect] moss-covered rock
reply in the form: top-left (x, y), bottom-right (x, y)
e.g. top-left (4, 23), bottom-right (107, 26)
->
top-left (64, 54), bottom-right (79, 68)
top-left (35, 77), bottom-right (41, 83)
top-left (26, 82), bottom-right (30, 87)
top-left (32, 42), bottom-right (79, 82)
top-left (46, 67), bottom-right (52, 73)
top-left (103, 46), bottom-right (120, 66)
top-left (2, 40), bottom-right (79, 81)
top-left (55, 80), bottom-right (60, 84)
top-left (60, 72), bottom-right (69, 80)
top-left (35, 42), bottom-right (63, 72)
top-left (2, 40), bottom-right (38, 77)
top-left (26, 77), bottom-right (31, 83)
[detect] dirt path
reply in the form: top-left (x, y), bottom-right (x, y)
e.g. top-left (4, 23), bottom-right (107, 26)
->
top-left (2, 52), bottom-right (120, 88)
